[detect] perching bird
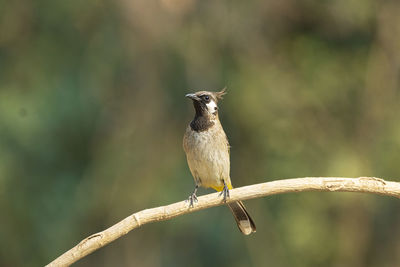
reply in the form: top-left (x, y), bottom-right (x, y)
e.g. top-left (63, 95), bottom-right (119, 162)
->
top-left (183, 88), bottom-right (256, 235)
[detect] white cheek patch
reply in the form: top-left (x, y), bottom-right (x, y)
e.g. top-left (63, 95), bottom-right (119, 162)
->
top-left (206, 100), bottom-right (218, 114)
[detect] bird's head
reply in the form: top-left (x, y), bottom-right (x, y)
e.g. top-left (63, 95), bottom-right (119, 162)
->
top-left (185, 88), bottom-right (227, 117)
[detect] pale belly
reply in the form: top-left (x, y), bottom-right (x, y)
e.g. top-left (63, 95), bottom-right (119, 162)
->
top-left (183, 126), bottom-right (231, 190)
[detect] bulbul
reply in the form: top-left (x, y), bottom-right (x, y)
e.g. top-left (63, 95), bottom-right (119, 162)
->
top-left (183, 88), bottom-right (256, 235)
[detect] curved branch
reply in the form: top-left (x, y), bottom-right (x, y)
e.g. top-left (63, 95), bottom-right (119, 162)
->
top-left (47, 177), bottom-right (400, 266)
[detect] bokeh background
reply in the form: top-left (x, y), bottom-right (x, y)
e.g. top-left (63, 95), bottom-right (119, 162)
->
top-left (1, 0), bottom-right (400, 266)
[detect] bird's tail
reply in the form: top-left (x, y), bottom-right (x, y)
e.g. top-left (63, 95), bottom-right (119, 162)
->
top-left (227, 201), bottom-right (256, 235)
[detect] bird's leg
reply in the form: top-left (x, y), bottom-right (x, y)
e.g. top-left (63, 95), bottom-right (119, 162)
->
top-left (219, 180), bottom-right (230, 202)
top-left (187, 185), bottom-right (199, 208)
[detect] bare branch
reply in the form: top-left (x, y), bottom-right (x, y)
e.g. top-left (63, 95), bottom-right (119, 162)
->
top-left (46, 177), bottom-right (400, 266)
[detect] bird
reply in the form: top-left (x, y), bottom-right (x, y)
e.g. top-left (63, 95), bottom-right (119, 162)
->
top-left (183, 88), bottom-right (256, 235)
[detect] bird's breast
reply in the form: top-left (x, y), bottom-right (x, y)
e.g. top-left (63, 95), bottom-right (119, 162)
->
top-left (183, 122), bottom-right (231, 190)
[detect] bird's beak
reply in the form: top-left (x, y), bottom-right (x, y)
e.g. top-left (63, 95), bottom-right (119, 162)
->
top-left (185, 93), bottom-right (200, 101)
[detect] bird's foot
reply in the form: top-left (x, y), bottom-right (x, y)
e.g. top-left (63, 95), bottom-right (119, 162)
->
top-left (186, 185), bottom-right (199, 208)
top-left (186, 193), bottom-right (198, 208)
top-left (219, 183), bottom-right (230, 202)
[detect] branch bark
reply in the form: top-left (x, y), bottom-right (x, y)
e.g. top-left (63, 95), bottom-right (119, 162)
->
top-left (47, 177), bottom-right (400, 266)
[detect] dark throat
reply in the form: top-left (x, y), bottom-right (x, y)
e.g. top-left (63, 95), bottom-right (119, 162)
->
top-left (190, 101), bottom-right (215, 132)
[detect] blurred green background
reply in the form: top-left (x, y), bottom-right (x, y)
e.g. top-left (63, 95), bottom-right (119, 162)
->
top-left (1, 0), bottom-right (400, 266)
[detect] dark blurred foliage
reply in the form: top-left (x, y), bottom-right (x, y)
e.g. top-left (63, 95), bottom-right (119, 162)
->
top-left (1, 0), bottom-right (400, 266)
